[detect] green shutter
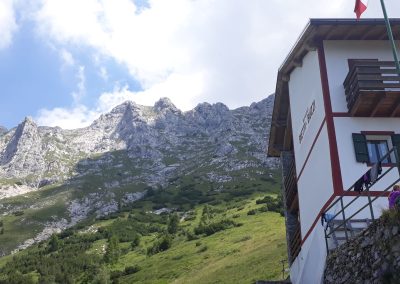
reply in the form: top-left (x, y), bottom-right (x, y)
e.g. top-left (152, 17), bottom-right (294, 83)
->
top-left (391, 134), bottom-right (400, 162)
top-left (352, 133), bottom-right (369, 163)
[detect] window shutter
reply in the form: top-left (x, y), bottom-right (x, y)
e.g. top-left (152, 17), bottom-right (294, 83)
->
top-left (352, 133), bottom-right (369, 163)
top-left (391, 134), bottom-right (400, 162)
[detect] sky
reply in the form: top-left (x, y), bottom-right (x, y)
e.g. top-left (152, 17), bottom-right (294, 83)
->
top-left (1, 0), bottom-right (400, 129)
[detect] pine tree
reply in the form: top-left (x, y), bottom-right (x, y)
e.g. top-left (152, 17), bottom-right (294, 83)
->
top-left (104, 235), bottom-right (120, 264)
top-left (167, 213), bottom-right (179, 234)
top-left (48, 234), bottom-right (60, 252)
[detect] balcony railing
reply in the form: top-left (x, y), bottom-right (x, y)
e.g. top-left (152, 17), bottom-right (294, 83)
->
top-left (284, 159), bottom-right (298, 211)
top-left (343, 60), bottom-right (400, 117)
top-left (322, 147), bottom-right (400, 252)
top-left (290, 223), bottom-right (301, 261)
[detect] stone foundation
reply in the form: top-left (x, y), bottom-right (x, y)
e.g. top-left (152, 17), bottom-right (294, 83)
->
top-left (324, 210), bottom-right (400, 283)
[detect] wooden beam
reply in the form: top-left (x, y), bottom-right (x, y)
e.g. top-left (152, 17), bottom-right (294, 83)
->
top-left (283, 109), bottom-right (293, 151)
top-left (293, 58), bottom-right (303, 67)
top-left (350, 95), bottom-right (363, 116)
top-left (390, 97), bottom-right (400, 117)
top-left (304, 41), bottom-right (317, 51)
top-left (323, 25), bottom-right (337, 40)
top-left (369, 93), bottom-right (386, 116)
top-left (282, 74), bottom-right (290, 82)
top-left (361, 25), bottom-right (378, 40)
top-left (272, 119), bottom-right (287, 127)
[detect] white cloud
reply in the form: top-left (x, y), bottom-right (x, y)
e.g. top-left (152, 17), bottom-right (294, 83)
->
top-left (36, 105), bottom-right (98, 129)
top-left (33, 0), bottom-right (400, 128)
top-left (0, 0), bottom-right (17, 49)
top-left (99, 66), bottom-right (108, 81)
top-left (60, 49), bottom-right (75, 67)
top-left (71, 65), bottom-right (86, 103)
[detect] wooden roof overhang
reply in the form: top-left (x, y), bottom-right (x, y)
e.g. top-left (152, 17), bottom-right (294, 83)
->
top-left (267, 18), bottom-right (400, 157)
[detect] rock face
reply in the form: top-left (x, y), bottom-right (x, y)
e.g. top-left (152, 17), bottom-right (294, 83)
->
top-left (0, 96), bottom-right (278, 253)
top-left (0, 96), bottom-right (277, 189)
top-left (324, 211), bottom-right (400, 283)
top-left (0, 126), bottom-right (6, 136)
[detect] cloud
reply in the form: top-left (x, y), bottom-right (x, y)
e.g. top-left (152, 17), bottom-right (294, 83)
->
top-left (33, 0), bottom-right (400, 128)
top-left (36, 105), bottom-right (98, 129)
top-left (0, 0), bottom-right (17, 49)
top-left (60, 49), bottom-right (75, 67)
top-left (71, 65), bottom-right (86, 103)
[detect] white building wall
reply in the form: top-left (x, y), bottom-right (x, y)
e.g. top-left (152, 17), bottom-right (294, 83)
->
top-left (334, 117), bottom-right (400, 192)
top-left (287, 39), bottom-right (400, 284)
top-left (288, 50), bottom-right (334, 284)
top-left (296, 126), bottom-right (333, 236)
top-left (289, 51), bottom-right (326, 175)
top-left (290, 225), bottom-right (327, 284)
top-left (323, 40), bottom-right (400, 113)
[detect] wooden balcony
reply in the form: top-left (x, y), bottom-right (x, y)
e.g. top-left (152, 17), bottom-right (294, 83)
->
top-left (343, 60), bottom-right (400, 117)
top-left (284, 159), bottom-right (298, 211)
top-left (290, 224), bottom-right (301, 261)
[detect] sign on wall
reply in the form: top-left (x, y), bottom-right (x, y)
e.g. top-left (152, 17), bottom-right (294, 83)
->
top-left (298, 100), bottom-right (316, 144)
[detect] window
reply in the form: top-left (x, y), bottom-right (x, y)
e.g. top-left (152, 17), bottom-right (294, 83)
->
top-left (352, 133), bottom-right (400, 164)
top-left (366, 140), bottom-right (390, 163)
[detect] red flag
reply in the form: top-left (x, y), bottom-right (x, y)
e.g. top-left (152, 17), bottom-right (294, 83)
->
top-left (354, 0), bottom-right (368, 19)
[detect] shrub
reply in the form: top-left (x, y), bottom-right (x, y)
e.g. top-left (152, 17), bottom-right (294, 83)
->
top-left (13, 211), bottom-right (24, 216)
top-left (104, 235), bottom-right (120, 264)
top-left (197, 245), bottom-right (208, 253)
top-left (124, 265), bottom-right (141, 275)
top-left (194, 219), bottom-right (237, 236)
top-left (186, 231), bottom-right (199, 241)
top-left (147, 234), bottom-right (172, 255)
top-left (168, 213), bottom-right (179, 234)
top-left (247, 209), bottom-right (257, 216)
top-left (131, 234), bottom-right (140, 249)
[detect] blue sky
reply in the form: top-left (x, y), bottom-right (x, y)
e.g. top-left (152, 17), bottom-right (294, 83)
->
top-left (1, 0), bottom-right (400, 129)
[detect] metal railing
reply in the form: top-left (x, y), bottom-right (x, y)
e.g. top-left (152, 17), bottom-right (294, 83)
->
top-left (322, 147), bottom-right (400, 253)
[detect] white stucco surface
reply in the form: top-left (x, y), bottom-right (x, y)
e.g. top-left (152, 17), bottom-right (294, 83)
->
top-left (297, 124), bottom-right (333, 237)
top-left (334, 117), bottom-right (400, 191)
top-left (290, 224), bottom-right (327, 284)
top-left (288, 50), bottom-right (325, 176)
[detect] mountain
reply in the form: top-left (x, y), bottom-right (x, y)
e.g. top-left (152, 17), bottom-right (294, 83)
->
top-left (0, 126), bottom-right (6, 136)
top-left (0, 96), bottom-right (278, 255)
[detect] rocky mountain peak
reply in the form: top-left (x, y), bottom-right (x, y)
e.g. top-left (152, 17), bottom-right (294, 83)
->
top-left (0, 125), bottom-right (7, 135)
top-left (110, 101), bottom-right (140, 114)
top-left (154, 97), bottom-right (179, 114)
top-left (0, 116), bottom-right (44, 176)
top-left (194, 102), bottom-right (229, 115)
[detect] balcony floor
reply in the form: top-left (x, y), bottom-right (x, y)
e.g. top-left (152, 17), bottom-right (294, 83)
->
top-left (349, 90), bottom-right (400, 117)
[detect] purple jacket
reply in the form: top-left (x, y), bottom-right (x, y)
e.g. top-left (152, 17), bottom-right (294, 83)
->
top-left (389, 191), bottom-right (400, 209)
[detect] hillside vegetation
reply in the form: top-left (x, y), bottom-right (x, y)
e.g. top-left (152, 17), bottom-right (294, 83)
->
top-left (0, 174), bottom-right (287, 284)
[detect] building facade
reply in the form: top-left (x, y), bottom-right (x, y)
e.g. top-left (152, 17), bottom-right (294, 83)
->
top-left (268, 19), bottom-right (400, 283)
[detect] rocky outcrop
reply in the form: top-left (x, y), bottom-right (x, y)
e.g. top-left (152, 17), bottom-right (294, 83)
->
top-left (0, 126), bottom-right (7, 136)
top-left (0, 96), bottom-right (278, 254)
top-left (0, 96), bottom-right (277, 191)
top-left (0, 117), bottom-right (45, 180)
top-left (324, 210), bottom-right (400, 283)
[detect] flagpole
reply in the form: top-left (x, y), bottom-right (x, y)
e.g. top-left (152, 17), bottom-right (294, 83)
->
top-left (379, 0), bottom-right (400, 74)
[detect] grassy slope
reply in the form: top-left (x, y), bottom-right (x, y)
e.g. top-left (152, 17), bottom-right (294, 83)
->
top-left (0, 193), bottom-right (287, 284)
top-left (123, 215), bottom-right (285, 283)
top-left (109, 194), bottom-right (286, 283)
